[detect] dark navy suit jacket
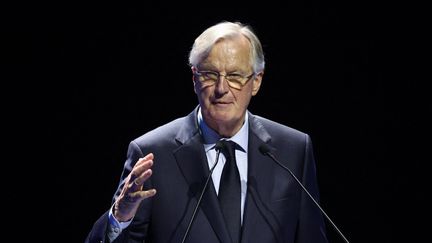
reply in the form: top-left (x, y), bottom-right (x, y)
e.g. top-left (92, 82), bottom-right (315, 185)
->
top-left (86, 107), bottom-right (328, 243)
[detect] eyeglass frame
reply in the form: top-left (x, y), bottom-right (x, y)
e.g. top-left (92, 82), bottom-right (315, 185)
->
top-left (192, 67), bottom-right (256, 90)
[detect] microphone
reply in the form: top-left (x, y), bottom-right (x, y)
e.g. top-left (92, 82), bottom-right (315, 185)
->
top-left (181, 141), bottom-right (224, 243)
top-left (259, 144), bottom-right (350, 243)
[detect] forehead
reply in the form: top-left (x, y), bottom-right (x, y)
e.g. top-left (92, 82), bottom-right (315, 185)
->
top-left (198, 36), bottom-right (252, 70)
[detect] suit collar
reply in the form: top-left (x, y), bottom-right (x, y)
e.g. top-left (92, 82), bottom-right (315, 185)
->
top-left (247, 111), bottom-right (272, 145)
top-left (174, 107), bottom-right (272, 146)
top-left (174, 106), bottom-right (201, 145)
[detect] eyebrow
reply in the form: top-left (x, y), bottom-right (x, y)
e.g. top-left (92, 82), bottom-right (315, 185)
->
top-left (199, 68), bottom-right (246, 74)
top-left (198, 63), bottom-right (245, 73)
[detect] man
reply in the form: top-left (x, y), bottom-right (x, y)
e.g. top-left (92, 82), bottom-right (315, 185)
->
top-left (86, 21), bottom-right (328, 243)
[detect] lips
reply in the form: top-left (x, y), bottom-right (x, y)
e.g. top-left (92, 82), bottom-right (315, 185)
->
top-left (211, 100), bottom-right (232, 109)
top-left (212, 99), bottom-right (232, 104)
top-left (213, 101), bottom-right (232, 106)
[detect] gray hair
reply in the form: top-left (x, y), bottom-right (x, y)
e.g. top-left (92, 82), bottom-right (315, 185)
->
top-left (188, 21), bottom-right (265, 73)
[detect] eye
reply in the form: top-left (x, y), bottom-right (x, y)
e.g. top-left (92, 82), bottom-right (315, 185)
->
top-left (226, 74), bottom-right (243, 82)
top-left (203, 71), bottom-right (219, 80)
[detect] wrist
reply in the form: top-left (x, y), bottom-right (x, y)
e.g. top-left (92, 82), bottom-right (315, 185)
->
top-left (113, 203), bottom-right (133, 222)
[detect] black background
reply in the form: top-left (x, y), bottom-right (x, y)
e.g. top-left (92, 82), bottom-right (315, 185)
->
top-left (5, 2), bottom-right (424, 243)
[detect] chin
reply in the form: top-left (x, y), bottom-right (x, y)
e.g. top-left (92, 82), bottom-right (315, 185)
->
top-left (210, 110), bottom-right (231, 120)
top-left (203, 108), bottom-right (230, 121)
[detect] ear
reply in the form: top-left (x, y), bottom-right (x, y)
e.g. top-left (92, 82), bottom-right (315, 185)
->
top-left (251, 71), bottom-right (264, 96)
top-left (191, 66), bottom-right (198, 94)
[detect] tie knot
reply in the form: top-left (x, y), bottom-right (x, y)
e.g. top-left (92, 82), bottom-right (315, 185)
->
top-left (218, 140), bottom-right (237, 160)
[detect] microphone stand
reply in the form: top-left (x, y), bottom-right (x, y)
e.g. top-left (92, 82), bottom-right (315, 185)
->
top-left (181, 143), bottom-right (223, 243)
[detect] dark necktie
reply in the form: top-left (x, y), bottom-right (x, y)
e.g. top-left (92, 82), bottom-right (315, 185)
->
top-left (218, 140), bottom-right (241, 243)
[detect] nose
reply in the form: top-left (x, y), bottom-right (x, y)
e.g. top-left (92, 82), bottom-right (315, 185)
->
top-left (214, 75), bottom-right (230, 95)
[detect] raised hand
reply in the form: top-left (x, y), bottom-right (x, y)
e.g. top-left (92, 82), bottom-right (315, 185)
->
top-left (113, 153), bottom-right (157, 222)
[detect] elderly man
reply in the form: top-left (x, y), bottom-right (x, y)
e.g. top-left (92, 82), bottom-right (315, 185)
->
top-left (86, 21), bottom-right (328, 243)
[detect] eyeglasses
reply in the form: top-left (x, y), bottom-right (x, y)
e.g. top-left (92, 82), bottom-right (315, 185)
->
top-left (194, 69), bottom-right (255, 90)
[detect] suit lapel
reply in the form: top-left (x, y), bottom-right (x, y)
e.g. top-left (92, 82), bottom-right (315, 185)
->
top-left (173, 108), bottom-right (231, 243)
top-left (241, 113), bottom-right (281, 243)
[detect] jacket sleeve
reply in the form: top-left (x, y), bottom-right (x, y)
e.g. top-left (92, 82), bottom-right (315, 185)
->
top-left (84, 211), bottom-right (110, 243)
top-left (85, 141), bottom-right (152, 243)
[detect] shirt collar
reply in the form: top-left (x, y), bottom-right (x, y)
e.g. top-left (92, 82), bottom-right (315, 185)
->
top-left (198, 107), bottom-right (249, 153)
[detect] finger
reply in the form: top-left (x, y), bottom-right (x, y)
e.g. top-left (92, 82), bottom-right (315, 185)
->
top-left (136, 153), bottom-right (154, 166)
top-left (130, 153), bottom-right (154, 172)
top-left (133, 169), bottom-right (153, 186)
top-left (124, 189), bottom-right (157, 203)
top-left (135, 158), bottom-right (154, 173)
top-left (136, 189), bottom-right (157, 200)
top-left (130, 158), bottom-right (153, 181)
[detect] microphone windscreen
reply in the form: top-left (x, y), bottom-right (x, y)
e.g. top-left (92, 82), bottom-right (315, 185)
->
top-left (215, 140), bottom-right (225, 151)
top-left (258, 144), bottom-right (271, 155)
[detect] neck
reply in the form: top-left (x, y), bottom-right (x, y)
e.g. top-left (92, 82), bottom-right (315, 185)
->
top-left (205, 116), bottom-right (245, 138)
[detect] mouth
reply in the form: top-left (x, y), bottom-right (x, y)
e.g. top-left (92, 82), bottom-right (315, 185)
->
top-left (212, 101), bottom-right (232, 108)
top-left (213, 100), bottom-right (232, 105)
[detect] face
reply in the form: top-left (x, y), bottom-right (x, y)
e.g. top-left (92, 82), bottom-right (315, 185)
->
top-left (193, 35), bottom-right (263, 136)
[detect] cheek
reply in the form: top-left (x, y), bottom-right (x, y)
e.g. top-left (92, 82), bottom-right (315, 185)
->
top-left (238, 95), bottom-right (252, 108)
top-left (196, 87), bottom-right (212, 103)
top-left (235, 89), bottom-right (253, 106)
top-left (193, 81), bottom-right (205, 95)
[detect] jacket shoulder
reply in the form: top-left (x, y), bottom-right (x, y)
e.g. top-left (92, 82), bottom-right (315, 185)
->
top-left (133, 116), bottom-right (188, 146)
top-left (252, 115), bottom-right (310, 145)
